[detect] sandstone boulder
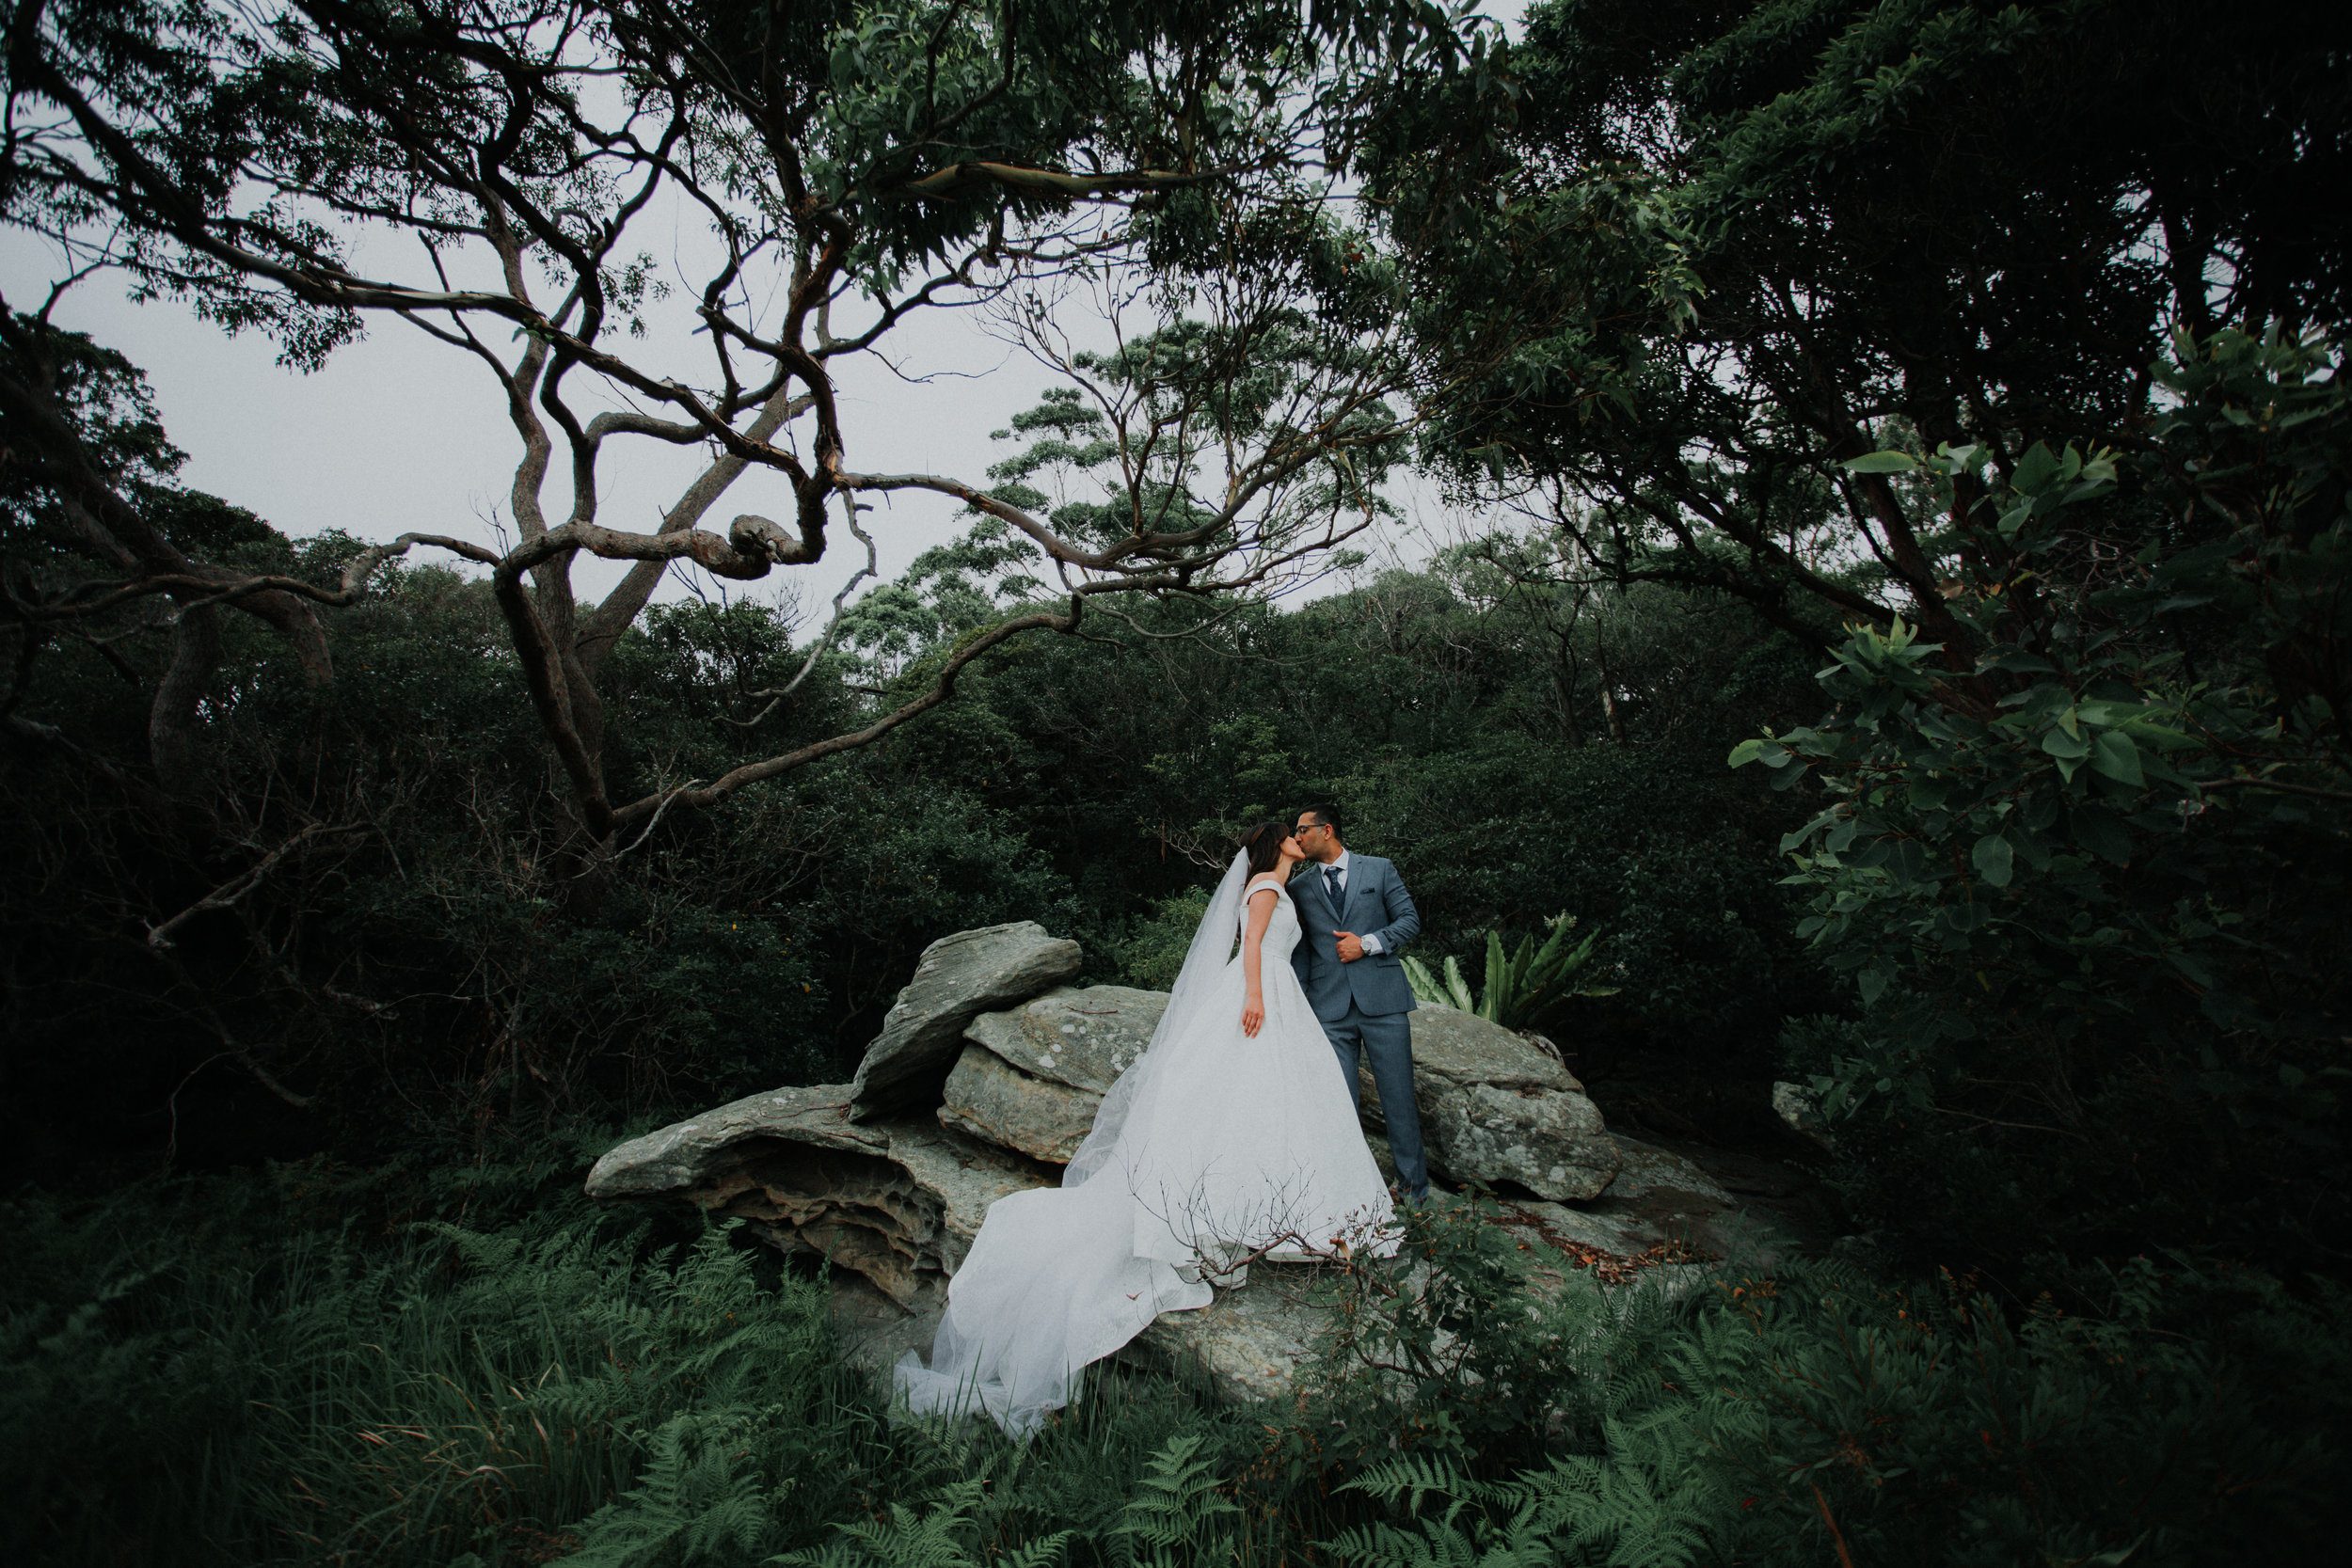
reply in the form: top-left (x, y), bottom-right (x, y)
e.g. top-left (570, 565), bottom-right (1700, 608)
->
top-left (1603, 1135), bottom-right (1732, 1207)
top-left (1357, 1006), bottom-right (1621, 1200)
top-left (585, 1082), bottom-right (882, 1196)
top-left (585, 1083), bottom-right (1052, 1307)
top-left (937, 1048), bottom-right (1103, 1164)
top-left (939, 985), bottom-right (1168, 1162)
top-left (1120, 1269), bottom-right (1335, 1403)
top-left (967, 984), bottom-right (1166, 1092)
top-left (849, 923), bottom-right (1082, 1117)
top-left (1500, 1197), bottom-right (1659, 1257)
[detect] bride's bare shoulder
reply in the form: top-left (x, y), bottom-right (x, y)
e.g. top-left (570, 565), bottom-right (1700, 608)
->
top-left (1244, 875), bottom-right (1291, 899)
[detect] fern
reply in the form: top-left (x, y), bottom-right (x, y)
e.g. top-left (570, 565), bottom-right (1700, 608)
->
top-left (775, 1478), bottom-right (1073, 1568)
top-left (566, 1413), bottom-right (770, 1567)
top-left (1331, 1426), bottom-right (1737, 1568)
top-left (1107, 1432), bottom-right (1243, 1567)
top-left (12, 1165), bottom-right (2347, 1568)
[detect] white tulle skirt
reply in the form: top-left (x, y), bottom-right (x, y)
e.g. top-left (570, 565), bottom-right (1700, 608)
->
top-left (895, 897), bottom-right (1394, 1436)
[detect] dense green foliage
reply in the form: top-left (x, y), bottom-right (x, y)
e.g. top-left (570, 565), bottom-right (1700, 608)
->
top-left (8, 1162), bottom-right (2344, 1567)
top-left (1749, 325), bottom-right (2352, 1276)
top-left (1379, 0), bottom-right (2351, 643)
top-left (1, 330), bottom-right (1829, 1172)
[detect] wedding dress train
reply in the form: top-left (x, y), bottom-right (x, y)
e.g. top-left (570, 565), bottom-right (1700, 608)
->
top-left (894, 854), bottom-right (1396, 1435)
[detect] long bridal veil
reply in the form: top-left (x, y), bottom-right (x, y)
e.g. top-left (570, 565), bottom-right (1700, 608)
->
top-left (1060, 849), bottom-right (1250, 1190)
top-left (894, 852), bottom-right (1251, 1434)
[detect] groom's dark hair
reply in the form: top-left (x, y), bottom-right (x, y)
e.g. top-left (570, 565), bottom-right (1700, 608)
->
top-left (1242, 820), bottom-right (1291, 876)
top-left (1301, 805), bottom-right (1343, 840)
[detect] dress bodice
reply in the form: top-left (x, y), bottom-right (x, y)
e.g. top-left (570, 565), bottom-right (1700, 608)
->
top-left (1240, 879), bottom-right (1303, 964)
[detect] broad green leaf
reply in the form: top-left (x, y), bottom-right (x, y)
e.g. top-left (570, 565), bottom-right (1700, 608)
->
top-left (2090, 730), bottom-right (2144, 785)
top-left (2010, 829), bottom-right (2053, 871)
top-left (2072, 701), bottom-right (2146, 727)
top-left (1971, 833), bottom-right (2014, 887)
top-left (1978, 651), bottom-right (2058, 675)
top-left (2118, 721), bottom-right (2199, 750)
top-left (1841, 451), bottom-right (1918, 473)
top-left (2011, 441), bottom-right (2062, 494)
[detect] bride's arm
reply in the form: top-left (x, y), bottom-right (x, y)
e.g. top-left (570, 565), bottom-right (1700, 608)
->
top-left (1241, 885), bottom-right (1279, 1037)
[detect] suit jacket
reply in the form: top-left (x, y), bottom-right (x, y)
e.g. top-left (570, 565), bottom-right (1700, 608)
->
top-left (1289, 854), bottom-right (1421, 1022)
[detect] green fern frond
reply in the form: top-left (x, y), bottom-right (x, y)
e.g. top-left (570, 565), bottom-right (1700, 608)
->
top-left (1110, 1433), bottom-right (1240, 1552)
top-left (1339, 1453), bottom-right (1476, 1514)
top-left (997, 1531), bottom-right (1075, 1568)
top-left (568, 1411), bottom-right (770, 1566)
top-left (777, 1479), bottom-right (990, 1567)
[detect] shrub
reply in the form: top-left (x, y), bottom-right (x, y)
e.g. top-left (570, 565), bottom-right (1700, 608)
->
top-left (1111, 888), bottom-right (1214, 992)
top-left (1742, 326), bottom-right (2352, 1273)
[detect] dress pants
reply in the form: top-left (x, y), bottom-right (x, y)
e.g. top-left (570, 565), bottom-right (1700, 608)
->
top-left (1325, 1003), bottom-right (1429, 1200)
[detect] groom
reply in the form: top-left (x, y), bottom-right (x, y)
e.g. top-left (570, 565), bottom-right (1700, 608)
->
top-left (1289, 807), bottom-right (1429, 1203)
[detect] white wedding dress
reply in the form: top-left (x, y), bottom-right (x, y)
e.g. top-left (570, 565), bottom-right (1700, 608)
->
top-left (894, 853), bottom-right (1396, 1435)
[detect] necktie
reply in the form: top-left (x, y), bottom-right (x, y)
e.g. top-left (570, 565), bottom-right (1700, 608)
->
top-left (1324, 865), bottom-right (1343, 907)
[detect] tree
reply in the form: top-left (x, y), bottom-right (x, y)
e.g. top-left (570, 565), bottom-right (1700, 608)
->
top-left (1742, 325), bottom-right (2352, 1272)
top-left (0, 0), bottom-right (1480, 890)
top-left (1375, 0), bottom-right (2352, 658)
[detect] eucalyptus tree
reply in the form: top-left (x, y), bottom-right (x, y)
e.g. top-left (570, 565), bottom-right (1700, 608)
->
top-left (0, 0), bottom-right (1479, 875)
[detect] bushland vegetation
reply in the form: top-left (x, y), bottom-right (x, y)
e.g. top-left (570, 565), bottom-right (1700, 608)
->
top-left (4, 0), bottom-right (2349, 1563)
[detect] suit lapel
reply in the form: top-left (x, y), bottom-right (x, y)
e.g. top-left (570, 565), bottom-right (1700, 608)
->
top-left (1338, 858), bottom-right (1372, 925)
top-left (1311, 863), bottom-right (1343, 927)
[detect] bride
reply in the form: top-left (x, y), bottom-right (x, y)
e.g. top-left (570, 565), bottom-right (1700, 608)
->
top-left (895, 820), bottom-right (1397, 1435)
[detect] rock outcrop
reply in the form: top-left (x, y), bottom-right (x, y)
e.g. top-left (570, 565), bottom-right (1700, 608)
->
top-left (849, 922), bottom-right (1082, 1117)
top-left (1604, 1135), bottom-right (1732, 1207)
top-left (1772, 1080), bottom-right (1836, 1154)
top-left (1120, 1274), bottom-right (1334, 1403)
top-left (589, 923), bottom-right (1812, 1417)
top-left (938, 985), bottom-right (1167, 1162)
top-left (1356, 1005), bottom-right (1621, 1200)
top-left (585, 1083), bottom-right (1051, 1307)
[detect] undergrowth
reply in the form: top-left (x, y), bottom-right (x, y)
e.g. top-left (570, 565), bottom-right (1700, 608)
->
top-left (4, 1155), bottom-right (2344, 1567)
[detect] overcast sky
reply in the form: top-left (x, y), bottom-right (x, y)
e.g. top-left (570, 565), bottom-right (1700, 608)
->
top-left (0, 3), bottom-right (1528, 621)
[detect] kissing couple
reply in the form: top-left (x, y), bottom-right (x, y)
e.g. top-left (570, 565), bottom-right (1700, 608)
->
top-left (897, 808), bottom-right (1427, 1435)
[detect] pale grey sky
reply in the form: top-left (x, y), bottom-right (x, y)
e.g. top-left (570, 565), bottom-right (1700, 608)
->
top-left (0, 4), bottom-right (1529, 619)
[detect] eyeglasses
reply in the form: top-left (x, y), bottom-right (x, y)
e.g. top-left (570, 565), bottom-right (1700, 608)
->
top-left (1295, 822), bottom-right (1329, 835)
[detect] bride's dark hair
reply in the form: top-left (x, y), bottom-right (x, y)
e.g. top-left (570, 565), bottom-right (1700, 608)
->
top-left (1241, 819), bottom-right (1292, 877)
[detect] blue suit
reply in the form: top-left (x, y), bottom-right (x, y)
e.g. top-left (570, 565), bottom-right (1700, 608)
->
top-left (1291, 854), bottom-right (1429, 1198)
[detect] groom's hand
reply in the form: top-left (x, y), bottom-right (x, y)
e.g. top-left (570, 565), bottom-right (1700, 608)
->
top-left (1334, 930), bottom-right (1365, 962)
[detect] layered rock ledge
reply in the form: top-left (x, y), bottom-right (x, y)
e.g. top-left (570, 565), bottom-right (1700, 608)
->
top-left (585, 1084), bottom-right (1052, 1307)
top-left (848, 922), bottom-right (1081, 1119)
